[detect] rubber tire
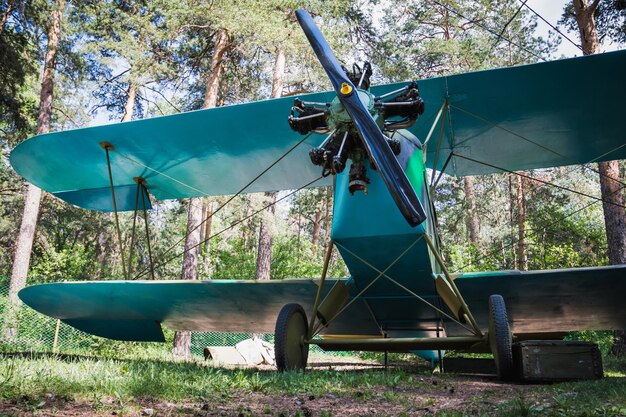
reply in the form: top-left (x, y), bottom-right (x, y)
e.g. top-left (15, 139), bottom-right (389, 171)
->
top-left (275, 303), bottom-right (309, 372)
top-left (488, 294), bottom-right (515, 381)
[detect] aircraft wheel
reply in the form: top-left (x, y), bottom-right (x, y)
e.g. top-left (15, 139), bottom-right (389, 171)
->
top-left (488, 294), bottom-right (515, 381)
top-left (275, 303), bottom-right (309, 372)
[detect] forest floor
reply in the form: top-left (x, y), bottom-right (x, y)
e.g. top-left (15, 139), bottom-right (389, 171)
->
top-left (0, 352), bottom-right (625, 417)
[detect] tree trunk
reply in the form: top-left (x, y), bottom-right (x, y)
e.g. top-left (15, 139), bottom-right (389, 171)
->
top-left (599, 161), bottom-right (626, 264)
top-left (573, 0), bottom-right (601, 55)
top-left (4, 0), bottom-right (65, 340)
top-left (508, 175), bottom-right (516, 267)
top-left (94, 231), bottom-right (109, 279)
top-left (323, 186), bottom-right (332, 255)
top-left (173, 28), bottom-right (229, 358)
top-left (311, 200), bottom-right (323, 251)
top-left (199, 202), bottom-right (206, 243)
top-left (203, 28), bottom-right (228, 109)
top-left (181, 200), bottom-right (203, 280)
top-left (571, 0), bottom-right (626, 266)
top-left (255, 192), bottom-right (276, 281)
top-left (200, 200), bottom-right (214, 277)
top-left (463, 176), bottom-right (479, 244)
top-left (203, 200), bottom-right (213, 252)
top-left (270, 46), bottom-right (285, 99)
top-left (242, 196), bottom-right (252, 248)
top-left (516, 174), bottom-right (527, 271)
top-left (172, 199), bottom-right (202, 358)
top-left (0, 0), bottom-right (14, 35)
top-left (254, 47), bottom-right (285, 281)
top-left (121, 80), bottom-right (137, 122)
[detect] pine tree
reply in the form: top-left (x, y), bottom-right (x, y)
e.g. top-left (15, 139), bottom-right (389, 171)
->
top-left (560, 0), bottom-right (626, 266)
top-left (173, 22), bottom-right (231, 358)
top-left (5, 0), bottom-right (66, 340)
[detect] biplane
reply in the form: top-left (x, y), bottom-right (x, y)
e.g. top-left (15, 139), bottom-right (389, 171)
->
top-left (11, 10), bottom-right (626, 380)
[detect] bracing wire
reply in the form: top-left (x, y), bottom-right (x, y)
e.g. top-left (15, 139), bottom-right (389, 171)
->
top-left (133, 176), bottom-right (324, 280)
top-left (429, 0), bottom-right (548, 62)
top-left (518, 0), bottom-right (583, 52)
top-left (126, 132), bottom-right (314, 278)
top-left (494, 0), bottom-right (527, 47)
top-left (450, 104), bottom-right (626, 187)
top-left (449, 168), bottom-right (626, 273)
top-left (453, 153), bottom-right (626, 210)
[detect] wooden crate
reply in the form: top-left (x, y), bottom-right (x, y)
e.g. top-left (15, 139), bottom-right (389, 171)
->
top-left (513, 340), bottom-right (603, 382)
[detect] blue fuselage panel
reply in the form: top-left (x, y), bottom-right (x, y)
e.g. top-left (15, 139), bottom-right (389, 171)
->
top-left (331, 136), bottom-right (442, 332)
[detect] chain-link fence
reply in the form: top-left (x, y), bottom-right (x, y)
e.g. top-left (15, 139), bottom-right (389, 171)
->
top-left (0, 281), bottom-right (295, 359)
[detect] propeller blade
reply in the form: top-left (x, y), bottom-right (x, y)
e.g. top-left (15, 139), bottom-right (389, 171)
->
top-left (295, 10), bottom-right (426, 227)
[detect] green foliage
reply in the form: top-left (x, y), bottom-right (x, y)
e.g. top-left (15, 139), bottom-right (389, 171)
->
top-left (69, 0), bottom-right (181, 120)
top-left (30, 245), bottom-right (91, 282)
top-left (0, 2), bottom-right (38, 142)
top-left (566, 330), bottom-right (615, 356)
top-left (437, 167), bottom-right (610, 273)
top-left (560, 1), bottom-right (626, 46)
top-left (375, 0), bottom-right (557, 82)
top-left (210, 235), bottom-right (258, 279)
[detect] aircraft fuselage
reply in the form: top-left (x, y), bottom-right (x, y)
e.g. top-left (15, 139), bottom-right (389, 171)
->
top-left (331, 132), bottom-right (444, 350)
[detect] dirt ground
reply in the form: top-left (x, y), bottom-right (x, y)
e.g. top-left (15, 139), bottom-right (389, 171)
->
top-left (0, 377), bottom-right (539, 417)
top-left (0, 358), bottom-right (544, 417)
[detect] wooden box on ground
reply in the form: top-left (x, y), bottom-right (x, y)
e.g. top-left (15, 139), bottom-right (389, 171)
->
top-left (442, 358), bottom-right (496, 375)
top-left (513, 340), bottom-right (603, 382)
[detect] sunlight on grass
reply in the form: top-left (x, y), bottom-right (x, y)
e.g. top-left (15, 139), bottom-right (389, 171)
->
top-left (1, 353), bottom-right (625, 416)
top-left (0, 354), bottom-right (430, 401)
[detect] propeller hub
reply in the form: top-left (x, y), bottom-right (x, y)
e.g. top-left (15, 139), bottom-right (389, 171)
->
top-left (328, 89), bottom-right (376, 129)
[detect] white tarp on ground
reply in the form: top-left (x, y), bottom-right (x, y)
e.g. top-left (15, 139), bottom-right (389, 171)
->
top-left (236, 337), bottom-right (275, 365)
top-left (204, 337), bottom-right (275, 366)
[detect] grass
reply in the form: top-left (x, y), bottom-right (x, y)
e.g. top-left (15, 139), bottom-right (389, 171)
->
top-left (0, 353), bottom-right (430, 400)
top-left (0, 352), bottom-right (624, 416)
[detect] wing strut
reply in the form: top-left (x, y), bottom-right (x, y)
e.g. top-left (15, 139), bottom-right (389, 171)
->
top-left (127, 178), bottom-right (156, 279)
top-left (306, 236), bottom-right (479, 339)
top-left (428, 102), bottom-right (449, 188)
top-left (423, 235), bottom-right (482, 336)
top-left (101, 141), bottom-right (128, 278)
top-left (329, 239), bottom-right (478, 335)
top-left (102, 141), bottom-right (157, 280)
top-left (130, 133), bottom-right (315, 280)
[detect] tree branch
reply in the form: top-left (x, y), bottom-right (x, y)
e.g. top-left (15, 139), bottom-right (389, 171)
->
top-left (143, 84), bottom-right (181, 113)
top-left (53, 106), bottom-right (79, 127)
top-left (102, 68), bottom-right (131, 84)
top-left (177, 24), bottom-right (214, 34)
top-left (0, 0), bottom-right (14, 35)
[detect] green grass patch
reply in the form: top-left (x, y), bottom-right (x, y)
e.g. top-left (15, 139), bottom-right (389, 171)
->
top-left (0, 353), bottom-right (624, 416)
top-left (0, 353), bottom-right (432, 401)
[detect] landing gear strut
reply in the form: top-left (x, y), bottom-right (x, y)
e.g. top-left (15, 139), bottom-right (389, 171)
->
top-left (274, 303), bottom-right (309, 371)
top-left (488, 294), bottom-right (514, 380)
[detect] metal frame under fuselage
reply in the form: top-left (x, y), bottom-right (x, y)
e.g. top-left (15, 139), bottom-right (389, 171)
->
top-left (304, 110), bottom-right (490, 355)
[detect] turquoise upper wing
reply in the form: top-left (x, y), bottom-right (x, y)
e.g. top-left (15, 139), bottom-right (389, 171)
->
top-left (10, 92), bottom-right (336, 211)
top-left (413, 50), bottom-right (626, 176)
top-left (10, 50), bottom-right (626, 211)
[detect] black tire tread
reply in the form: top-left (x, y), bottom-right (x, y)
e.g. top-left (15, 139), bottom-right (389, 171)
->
top-left (274, 303), bottom-right (309, 372)
top-left (489, 294), bottom-right (514, 380)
